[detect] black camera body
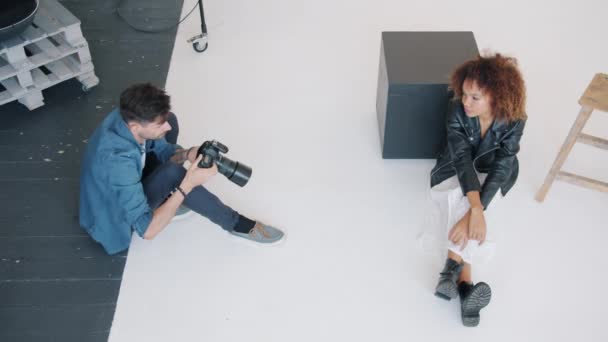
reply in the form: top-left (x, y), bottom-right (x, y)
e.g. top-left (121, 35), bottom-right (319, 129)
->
top-left (196, 140), bottom-right (252, 187)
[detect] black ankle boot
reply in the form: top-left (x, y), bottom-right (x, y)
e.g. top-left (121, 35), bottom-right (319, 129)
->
top-left (458, 281), bottom-right (492, 327)
top-left (434, 258), bottom-right (463, 300)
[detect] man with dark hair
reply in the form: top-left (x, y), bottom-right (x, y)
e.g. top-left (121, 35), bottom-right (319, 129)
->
top-left (79, 83), bottom-right (284, 254)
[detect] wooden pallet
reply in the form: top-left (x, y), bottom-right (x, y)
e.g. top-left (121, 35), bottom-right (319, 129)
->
top-left (0, 0), bottom-right (99, 110)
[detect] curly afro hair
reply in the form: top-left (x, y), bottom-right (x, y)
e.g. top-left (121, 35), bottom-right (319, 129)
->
top-left (450, 53), bottom-right (527, 122)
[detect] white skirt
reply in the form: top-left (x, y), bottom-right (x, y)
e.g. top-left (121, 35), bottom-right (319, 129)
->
top-left (417, 174), bottom-right (500, 265)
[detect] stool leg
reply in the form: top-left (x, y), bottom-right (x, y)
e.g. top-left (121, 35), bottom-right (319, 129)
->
top-left (535, 105), bottom-right (594, 202)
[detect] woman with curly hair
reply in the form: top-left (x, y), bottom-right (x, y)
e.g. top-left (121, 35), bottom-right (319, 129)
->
top-left (430, 53), bottom-right (527, 327)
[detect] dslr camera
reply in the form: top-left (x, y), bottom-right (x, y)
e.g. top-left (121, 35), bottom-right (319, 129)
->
top-left (196, 140), bottom-right (252, 187)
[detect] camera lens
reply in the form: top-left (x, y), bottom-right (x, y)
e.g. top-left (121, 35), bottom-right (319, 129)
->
top-left (216, 156), bottom-right (252, 187)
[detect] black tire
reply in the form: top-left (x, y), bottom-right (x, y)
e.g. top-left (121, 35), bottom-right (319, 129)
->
top-left (193, 41), bottom-right (208, 53)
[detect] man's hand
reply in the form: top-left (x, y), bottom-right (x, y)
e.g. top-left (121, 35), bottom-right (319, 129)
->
top-left (468, 206), bottom-right (487, 244)
top-left (170, 145), bottom-right (200, 165)
top-left (180, 155), bottom-right (217, 192)
top-left (449, 210), bottom-right (470, 250)
top-left (186, 145), bottom-right (200, 164)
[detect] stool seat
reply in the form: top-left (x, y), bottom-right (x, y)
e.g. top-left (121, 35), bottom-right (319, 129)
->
top-left (579, 73), bottom-right (608, 112)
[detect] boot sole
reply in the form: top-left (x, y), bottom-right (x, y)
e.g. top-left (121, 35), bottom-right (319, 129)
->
top-left (461, 282), bottom-right (492, 327)
top-left (435, 279), bottom-right (458, 300)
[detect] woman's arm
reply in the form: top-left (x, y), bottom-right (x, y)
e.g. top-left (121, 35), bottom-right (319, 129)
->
top-left (466, 191), bottom-right (486, 243)
top-left (479, 120), bottom-right (526, 209)
top-left (446, 105), bottom-right (482, 196)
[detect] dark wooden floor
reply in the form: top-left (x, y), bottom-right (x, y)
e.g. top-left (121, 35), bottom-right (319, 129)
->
top-left (0, 0), bottom-right (184, 340)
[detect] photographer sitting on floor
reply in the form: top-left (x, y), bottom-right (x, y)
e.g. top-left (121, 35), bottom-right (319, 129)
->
top-left (79, 83), bottom-right (284, 254)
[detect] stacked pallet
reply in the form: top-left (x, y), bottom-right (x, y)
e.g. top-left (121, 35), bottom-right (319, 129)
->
top-left (0, 0), bottom-right (99, 110)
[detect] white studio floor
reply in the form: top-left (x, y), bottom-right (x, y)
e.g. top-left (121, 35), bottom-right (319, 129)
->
top-left (108, 1), bottom-right (608, 341)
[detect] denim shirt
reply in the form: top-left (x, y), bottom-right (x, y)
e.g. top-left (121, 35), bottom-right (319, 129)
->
top-left (79, 109), bottom-right (176, 254)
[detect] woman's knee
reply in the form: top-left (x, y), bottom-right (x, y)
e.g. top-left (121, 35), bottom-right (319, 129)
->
top-left (450, 240), bottom-right (480, 265)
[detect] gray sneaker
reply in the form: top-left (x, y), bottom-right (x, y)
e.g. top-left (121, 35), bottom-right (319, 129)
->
top-left (230, 221), bottom-right (284, 244)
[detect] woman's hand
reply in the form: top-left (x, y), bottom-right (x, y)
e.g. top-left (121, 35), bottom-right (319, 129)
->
top-left (468, 206), bottom-right (487, 244)
top-left (449, 211), bottom-right (471, 250)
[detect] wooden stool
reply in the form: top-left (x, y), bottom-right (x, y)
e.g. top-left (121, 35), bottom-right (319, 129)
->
top-left (536, 73), bottom-right (608, 201)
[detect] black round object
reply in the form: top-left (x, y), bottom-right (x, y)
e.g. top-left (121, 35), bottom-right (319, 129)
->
top-left (217, 157), bottom-right (252, 187)
top-left (0, 0), bottom-right (39, 41)
top-left (193, 41), bottom-right (208, 53)
top-left (196, 141), bottom-right (253, 187)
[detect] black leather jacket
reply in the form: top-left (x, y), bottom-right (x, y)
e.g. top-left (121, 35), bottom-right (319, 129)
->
top-left (430, 100), bottom-right (526, 209)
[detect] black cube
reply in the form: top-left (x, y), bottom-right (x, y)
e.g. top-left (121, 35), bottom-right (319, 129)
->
top-left (376, 31), bottom-right (478, 159)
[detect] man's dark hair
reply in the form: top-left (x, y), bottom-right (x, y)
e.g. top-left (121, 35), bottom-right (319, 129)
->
top-left (119, 83), bottom-right (171, 123)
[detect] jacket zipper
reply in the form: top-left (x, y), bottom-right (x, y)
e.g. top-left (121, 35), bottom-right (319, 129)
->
top-left (473, 122), bottom-right (519, 172)
top-left (473, 147), bottom-right (498, 172)
top-left (434, 121), bottom-right (520, 176)
top-left (430, 160), bottom-right (453, 177)
top-left (431, 113), bottom-right (469, 178)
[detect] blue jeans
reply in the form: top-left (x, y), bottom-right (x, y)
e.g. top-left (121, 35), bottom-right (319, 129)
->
top-left (141, 113), bottom-right (238, 232)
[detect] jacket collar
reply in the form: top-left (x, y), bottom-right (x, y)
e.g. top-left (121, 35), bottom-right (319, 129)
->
top-left (457, 102), bottom-right (513, 140)
top-left (108, 109), bottom-right (141, 149)
top-left (491, 116), bottom-right (510, 133)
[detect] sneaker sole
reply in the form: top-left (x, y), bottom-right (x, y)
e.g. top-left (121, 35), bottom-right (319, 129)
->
top-left (171, 210), bottom-right (194, 221)
top-left (435, 279), bottom-right (458, 300)
top-left (461, 282), bottom-right (492, 327)
top-left (228, 230), bottom-right (287, 247)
